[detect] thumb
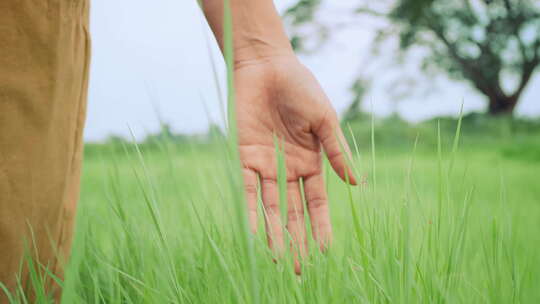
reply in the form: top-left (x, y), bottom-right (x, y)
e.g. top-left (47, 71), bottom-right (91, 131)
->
top-left (314, 111), bottom-right (357, 185)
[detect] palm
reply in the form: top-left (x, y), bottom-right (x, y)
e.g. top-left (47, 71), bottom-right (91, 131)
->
top-left (234, 57), bottom-right (356, 272)
top-left (237, 67), bottom-right (322, 180)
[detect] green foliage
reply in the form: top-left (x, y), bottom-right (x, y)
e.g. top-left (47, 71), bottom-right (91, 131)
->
top-left (284, 0), bottom-right (321, 25)
top-left (501, 139), bottom-right (540, 162)
top-left (84, 114), bottom-right (540, 164)
top-left (6, 122), bottom-right (540, 303)
top-left (342, 78), bottom-right (371, 124)
top-left (84, 124), bottom-right (226, 159)
top-left (284, 0), bottom-right (324, 52)
top-left (344, 113), bottom-right (540, 161)
top-left (390, 0), bottom-right (540, 102)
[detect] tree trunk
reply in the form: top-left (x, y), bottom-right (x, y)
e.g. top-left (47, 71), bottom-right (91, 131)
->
top-left (487, 95), bottom-right (518, 115)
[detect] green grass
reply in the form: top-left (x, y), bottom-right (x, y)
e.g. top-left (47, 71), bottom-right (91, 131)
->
top-left (7, 122), bottom-right (540, 303)
top-left (70, 133), bottom-right (540, 303)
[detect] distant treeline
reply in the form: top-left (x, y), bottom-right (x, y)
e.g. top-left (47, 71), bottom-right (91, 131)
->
top-left (84, 123), bottom-right (225, 157)
top-left (342, 112), bottom-right (540, 161)
top-left (344, 112), bottom-right (540, 147)
top-left (85, 113), bottom-right (540, 161)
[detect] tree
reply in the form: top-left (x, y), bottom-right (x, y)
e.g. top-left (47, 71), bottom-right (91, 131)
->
top-left (285, 0), bottom-right (540, 115)
top-left (342, 78), bottom-right (370, 123)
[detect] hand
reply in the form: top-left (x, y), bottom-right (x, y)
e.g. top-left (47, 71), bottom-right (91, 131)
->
top-left (235, 55), bottom-right (357, 272)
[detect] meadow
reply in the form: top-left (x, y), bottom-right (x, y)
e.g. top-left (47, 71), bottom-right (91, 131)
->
top-left (10, 116), bottom-right (532, 303)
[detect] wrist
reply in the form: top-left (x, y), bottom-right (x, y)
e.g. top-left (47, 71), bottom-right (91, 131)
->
top-left (202, 0), bottom-right (295, 69)
top-left (230, 2), bottom-right (295, 69)
top-left (233, 38), bottom-right (295, 68)
top-left (233, 43), bottom-right (295, 70)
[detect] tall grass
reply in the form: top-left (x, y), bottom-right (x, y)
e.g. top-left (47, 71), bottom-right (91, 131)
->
top-left (4, 114), bottom-right (540, 303)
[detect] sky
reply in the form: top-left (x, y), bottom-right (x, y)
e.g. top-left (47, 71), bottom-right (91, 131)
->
top-left (84, 0), bottom-right (540, 141)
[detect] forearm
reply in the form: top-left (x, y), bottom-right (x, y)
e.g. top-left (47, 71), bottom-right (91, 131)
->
top-left (201, 0), bottom-right (294, 66)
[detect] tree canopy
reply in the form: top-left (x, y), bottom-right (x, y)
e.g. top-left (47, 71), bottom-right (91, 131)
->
top-left (285, 0), bottom-right (540, 115)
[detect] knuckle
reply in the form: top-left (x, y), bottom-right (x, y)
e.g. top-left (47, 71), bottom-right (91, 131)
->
top-left (264, 199), bottom-right (280, 211)
top-left (314, 108), bottom-right (333, 135)
top-left (244, 183), bottom-right (258, 195)
top-left (287, 206), bottom-right (304, 222)
top-left (262, 178), bottom-right (277, 187)
top-left (308, 197), bottom-right (327, 210)
top-left (326, 149), bottom-right (343, 162)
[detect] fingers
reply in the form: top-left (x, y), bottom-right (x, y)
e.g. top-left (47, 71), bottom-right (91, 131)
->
top-left (286, 181), bottom-right (307, 274)
top-left (315, 113), bottom-right (357, 185)
top-left (261, 178), bottom-right (285, 253)
top-left (303, 173), bottom-right (332, 251)
top-left (242, 168), bottom-right (259, 234)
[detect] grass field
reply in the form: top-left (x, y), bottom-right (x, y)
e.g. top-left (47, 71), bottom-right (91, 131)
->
top-left (3, 117), bottom-right (540, 303)
top-left (44, 119), bottom-right (536, 303)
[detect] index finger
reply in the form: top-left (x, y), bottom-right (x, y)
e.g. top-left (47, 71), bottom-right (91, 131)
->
top-left (315, 113), bottom-right (357, 185)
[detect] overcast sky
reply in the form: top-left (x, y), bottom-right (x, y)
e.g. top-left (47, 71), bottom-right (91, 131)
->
top-left (85, 0), bottom-right (540, 141)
